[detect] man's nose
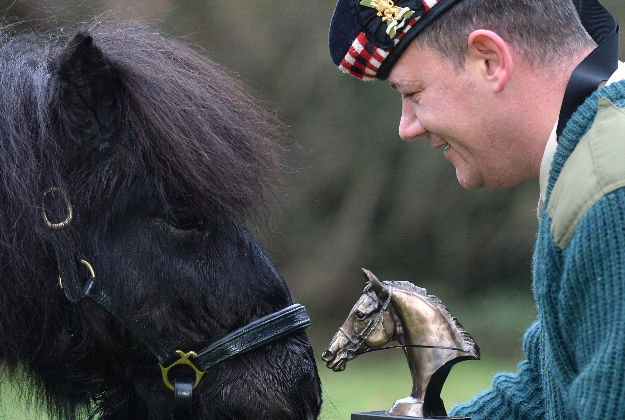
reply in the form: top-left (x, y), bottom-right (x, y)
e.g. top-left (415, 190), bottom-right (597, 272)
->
top-left (399, 101), bottom-right (427, 141)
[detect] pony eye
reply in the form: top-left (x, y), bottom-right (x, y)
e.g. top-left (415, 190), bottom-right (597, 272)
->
top-left (165, 207), bottom-right (204, 230)
top-left (355, 311), bottom-right (366, 320)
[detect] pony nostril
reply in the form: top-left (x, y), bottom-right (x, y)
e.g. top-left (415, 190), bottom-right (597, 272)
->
top-left (321, 349), bottom-right (333, 362)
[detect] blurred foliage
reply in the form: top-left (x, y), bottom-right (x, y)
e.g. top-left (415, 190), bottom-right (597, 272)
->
top-left (2, 0), bottom-right (625, 402)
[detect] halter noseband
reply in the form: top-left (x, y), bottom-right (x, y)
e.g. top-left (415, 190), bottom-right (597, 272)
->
top-left (43, 188), bottom-right (312, 420)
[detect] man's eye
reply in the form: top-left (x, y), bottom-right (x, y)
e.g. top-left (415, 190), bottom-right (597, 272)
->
top-left (165, 207), bottom-right (204, 230)
top-left (402, 92), bottom-right (420, 103)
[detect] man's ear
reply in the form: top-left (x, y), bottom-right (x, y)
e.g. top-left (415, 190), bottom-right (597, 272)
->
top-left (466, 30), bottom-right (513, 93)
top-left (54, 31), bottom-right (121, 159)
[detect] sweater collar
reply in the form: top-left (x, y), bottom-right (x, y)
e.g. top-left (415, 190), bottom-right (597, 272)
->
top-left (538, 63), bottom-right (625, 216)
top-left (543, 80), bottom-right (625, 214)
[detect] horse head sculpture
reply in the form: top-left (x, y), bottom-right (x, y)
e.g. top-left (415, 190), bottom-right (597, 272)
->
top-left (323, 270), bottom-right (479, 417)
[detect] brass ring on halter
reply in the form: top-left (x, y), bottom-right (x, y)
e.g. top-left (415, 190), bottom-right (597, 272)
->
top-left (42, 187), bottom-right (73, 229)
top-left (79, 260), bottom-right (96, 278)
top-left (58, 260), bottom-right (96, 290)
top-left (160, 350), bottom-right (206, 392)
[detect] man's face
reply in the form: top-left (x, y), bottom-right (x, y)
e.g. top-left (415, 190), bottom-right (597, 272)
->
top-left (388, 44), bottom-right (515, 191)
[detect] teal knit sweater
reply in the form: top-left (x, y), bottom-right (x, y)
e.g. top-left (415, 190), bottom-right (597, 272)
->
top-left (451, 80), bottom-right (625, 420)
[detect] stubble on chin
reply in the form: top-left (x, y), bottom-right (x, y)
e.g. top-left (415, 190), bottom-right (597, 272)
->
top-left (452, 158), bottom-right (484, 191)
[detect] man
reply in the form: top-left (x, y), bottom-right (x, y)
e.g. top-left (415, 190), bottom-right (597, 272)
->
top-left (328, 0), bottom-right (625, 419)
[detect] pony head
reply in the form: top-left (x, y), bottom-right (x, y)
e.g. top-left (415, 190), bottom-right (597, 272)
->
top-left (0, 23), bottom-right (321, 419)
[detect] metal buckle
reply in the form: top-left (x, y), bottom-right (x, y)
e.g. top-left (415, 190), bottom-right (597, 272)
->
top-left (160, 350), bottom-right (206, 392)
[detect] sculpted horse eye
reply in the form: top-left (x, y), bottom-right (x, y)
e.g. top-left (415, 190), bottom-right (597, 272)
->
top-left (355, 311), bottom-right (366, 320)
top-left (165, 207), bottom-right (204, 231)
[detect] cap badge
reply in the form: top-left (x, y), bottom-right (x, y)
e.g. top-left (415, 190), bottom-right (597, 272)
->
top-left (359, 0), bottom-right (415, 38)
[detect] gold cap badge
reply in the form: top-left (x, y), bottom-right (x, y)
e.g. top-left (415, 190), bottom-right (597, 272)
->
top-left (360, 0), bottom-right (415, 38)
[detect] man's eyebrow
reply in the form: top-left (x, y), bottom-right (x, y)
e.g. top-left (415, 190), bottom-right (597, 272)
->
top-left (389, 81), bottom-right (420, 91)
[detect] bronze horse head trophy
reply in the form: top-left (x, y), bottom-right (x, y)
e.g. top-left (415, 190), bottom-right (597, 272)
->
top-left (322, 270), bottom-right (480, 418)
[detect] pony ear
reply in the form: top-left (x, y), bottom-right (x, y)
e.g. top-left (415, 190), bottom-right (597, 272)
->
top-left (55, 31), bottom-right (121, 157)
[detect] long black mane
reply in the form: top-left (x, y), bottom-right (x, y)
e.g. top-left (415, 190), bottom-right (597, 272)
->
top-left (0, 22), bottom-right (320, 419)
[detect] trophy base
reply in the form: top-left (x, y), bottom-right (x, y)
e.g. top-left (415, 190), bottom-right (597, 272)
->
top-left (352, 412), bottom-right (470, 420)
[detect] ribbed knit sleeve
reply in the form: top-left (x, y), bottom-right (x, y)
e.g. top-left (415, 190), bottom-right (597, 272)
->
top-left (449, 322), bottom-right (545, 420)
top-left (550, 190), bottom-right (625, 419)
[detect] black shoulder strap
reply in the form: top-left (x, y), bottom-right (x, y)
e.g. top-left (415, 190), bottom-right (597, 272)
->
top-left (557, 1), bottom-right (620, 138)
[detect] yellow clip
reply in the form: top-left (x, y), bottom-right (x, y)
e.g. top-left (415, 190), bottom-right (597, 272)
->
top-left (160, 350), bottom-right (206, 391)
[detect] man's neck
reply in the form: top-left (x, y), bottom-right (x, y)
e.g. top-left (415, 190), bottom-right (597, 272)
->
top-left (516, 48), bottom-right (595, 182)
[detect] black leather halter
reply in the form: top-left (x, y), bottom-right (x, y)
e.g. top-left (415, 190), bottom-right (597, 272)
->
top-left (43, 190), bottom-right (311, 420)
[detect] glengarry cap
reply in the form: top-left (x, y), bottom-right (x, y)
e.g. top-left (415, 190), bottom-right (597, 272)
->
top-left (329, 0), bottom-right (464, 80)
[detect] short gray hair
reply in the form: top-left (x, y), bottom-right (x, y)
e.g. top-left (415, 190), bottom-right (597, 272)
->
top-left (414, 0), bottom-right (596, 69)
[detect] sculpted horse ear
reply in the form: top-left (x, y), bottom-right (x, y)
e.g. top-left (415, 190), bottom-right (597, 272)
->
top-left (54, 31), bottom-right (121, 159)
top-left (362, 268), bottom-right (389, 300)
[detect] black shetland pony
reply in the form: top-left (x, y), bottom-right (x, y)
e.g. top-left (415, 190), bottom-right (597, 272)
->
top-left (0, 22), bottom-right (321, 419)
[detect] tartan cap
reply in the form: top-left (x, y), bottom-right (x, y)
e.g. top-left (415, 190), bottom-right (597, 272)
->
top-left (329, 0), bottom-right (464, 81)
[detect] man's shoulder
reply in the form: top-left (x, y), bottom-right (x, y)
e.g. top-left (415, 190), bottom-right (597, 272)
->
top-left (547, 96), bottom-right (625, 250)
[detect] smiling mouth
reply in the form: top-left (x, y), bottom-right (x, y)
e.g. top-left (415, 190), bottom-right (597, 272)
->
top-left (444, 144), bottom-right (450, 151)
